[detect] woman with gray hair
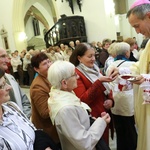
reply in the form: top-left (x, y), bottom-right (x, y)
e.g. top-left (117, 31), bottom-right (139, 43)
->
top-left (47, 60), bottom-right (111, 150)
top-left (0, 68), bottom-right (58, 150)
top-left (106, 42), bottom-right (137, 150)
top-left (103, 42), bottom-right (117, 75)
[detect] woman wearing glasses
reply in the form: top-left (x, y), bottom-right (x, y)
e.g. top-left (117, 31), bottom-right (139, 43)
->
top-left (0, 68), bottom-right (58, 150)
top-left (47, 60), bottom-right (111, 150)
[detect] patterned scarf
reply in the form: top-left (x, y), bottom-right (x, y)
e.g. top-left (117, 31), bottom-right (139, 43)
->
top-left (114, 55), bottom-right (129, 61)
top-left (77, 63), bottom-right (111, 94)
top-left (77, 63), bottom-right (101, 83)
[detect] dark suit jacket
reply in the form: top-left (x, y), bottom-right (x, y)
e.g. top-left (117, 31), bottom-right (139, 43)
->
top-left (98, 49), bottom-right (109, 67)
top-left (129, 52), bottom-right (138, 62)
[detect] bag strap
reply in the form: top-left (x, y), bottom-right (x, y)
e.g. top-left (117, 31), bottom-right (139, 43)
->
top-left (116, 60), bottom-right (126, 67)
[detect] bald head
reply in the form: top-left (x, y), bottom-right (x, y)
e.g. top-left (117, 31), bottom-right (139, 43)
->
top-left (0, 47), bottom-right (9, 71)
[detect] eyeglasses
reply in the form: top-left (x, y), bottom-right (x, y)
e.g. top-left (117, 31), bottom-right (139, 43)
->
top-left (65, 72), bottom-right (78, 80)
top-left (0, 54), bottom-right (8, 59)
top-left (0, 80), bottom-right (8, 89)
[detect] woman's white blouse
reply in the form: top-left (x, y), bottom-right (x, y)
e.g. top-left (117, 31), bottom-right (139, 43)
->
top-left (0, 102), bottom-right (35, 150)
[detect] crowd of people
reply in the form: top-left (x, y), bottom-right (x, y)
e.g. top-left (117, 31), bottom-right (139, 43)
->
top-left (6, 40), bottom-right (80, 86)
top-left (1, 35), bottom-right (149, 150)
top-left (7, 36), bottom-right (145, 87)
top-left (1, 0), bottom-right (150, 149)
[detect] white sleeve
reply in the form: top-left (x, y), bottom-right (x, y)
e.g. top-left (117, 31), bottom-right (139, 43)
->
top-left (118, 67), bottom-right (131, 75)
top-left (55, 106), bottom-right (106, 150)
top-left (5, 73), bottom-right (31, 118)
top-left (106, 64), bottom-right (131, 76)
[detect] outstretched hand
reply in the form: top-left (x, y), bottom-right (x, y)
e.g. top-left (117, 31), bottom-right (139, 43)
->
top-left (99, 76), bottom-right (114, 82)
top-left (107, 67), bottom-right (119, 80)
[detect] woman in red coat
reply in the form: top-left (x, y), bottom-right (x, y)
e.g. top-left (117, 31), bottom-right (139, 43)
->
top-left (69, 43), bottom-right (117, 144)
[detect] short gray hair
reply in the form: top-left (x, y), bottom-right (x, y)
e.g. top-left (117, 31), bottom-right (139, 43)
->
top-left (127, 4), bottom-right (150, 19)
top-left (47, 60), bottom-right (75, 89)
top-left (115, 42), bottom-right (130, 56)
top-left (107, 42), bottom-right (117, 56)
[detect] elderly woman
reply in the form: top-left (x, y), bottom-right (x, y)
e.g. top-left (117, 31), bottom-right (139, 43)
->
top-left (124, 37), bottom-right (138, 61)
top-left (0, 68), bottom-right (56, 150)
top-left (69, 43), bottom-right (118, 143)
top-left (30, 52), bottom-right (60, 145)
top-left (103, 42), bottom-right (117, 75)
top-left (47, 60), bottom-right (111, 150)
top-left (106, 42), bottom-right (137, 150)
top-left (98, 38), bottom-right (112, 68)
